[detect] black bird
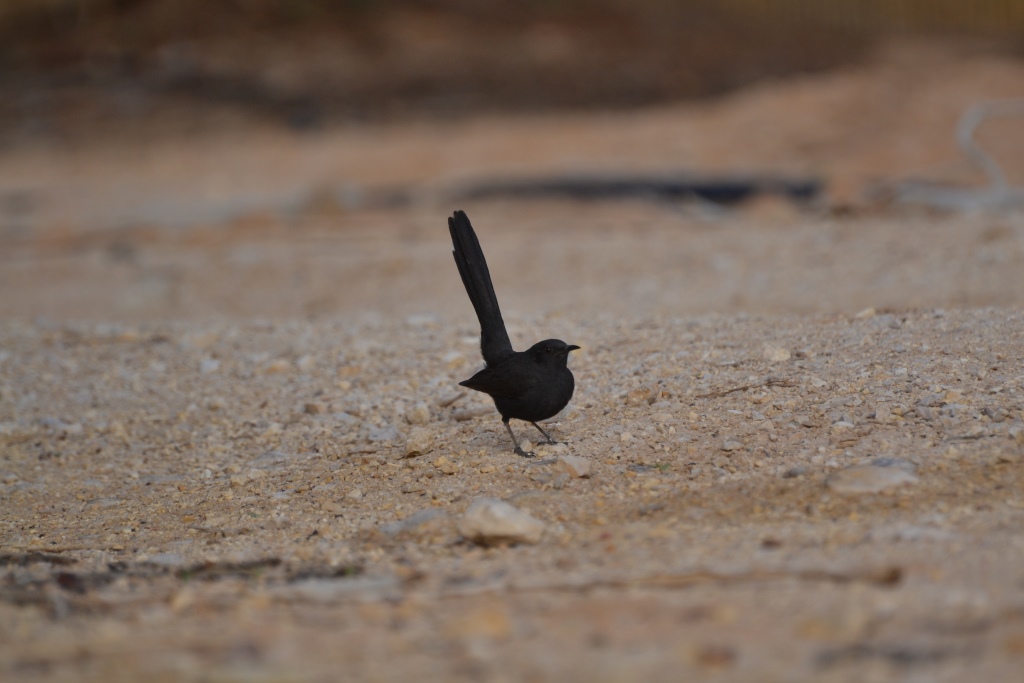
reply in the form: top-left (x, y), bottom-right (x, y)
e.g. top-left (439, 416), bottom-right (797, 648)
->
top-left (448, 210), bottom-right (579, 457)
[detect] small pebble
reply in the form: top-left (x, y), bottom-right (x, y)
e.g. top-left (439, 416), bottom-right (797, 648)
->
top-left (433, 455), bottom-right (459, 474)
top-left (551, 471), bottom-right (570, 489)
top-left (406, 402), bottom-right (431, 425)
top-left (625, 386), bottom-right (657, 406)
top-left (982, 407), bottom-right (1007, 422)
top-left (404, 427), bottom-right (434, 457)
top-left (871, 405), bottom-right (893, 424)
top-left (260, 422), bottom-right (283, 438)
top-left (252, 450), bottom-right (290, 469)
top-left (264, 358), bottom-right (291, 374)
top-left (962, 424), bottom-right (987, 439)
top-left (763, 346), bottom-right (791, 362)
top-left (40, 417), bottom-right (83, 435)
top-left (530, 471), bottom-right (553, 486)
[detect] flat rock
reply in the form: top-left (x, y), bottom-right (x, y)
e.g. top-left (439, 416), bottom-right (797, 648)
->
top-left (252, 450), bottom-right (316, 470)
top-left (368, 424), bottom-right (399, 443)
top-left (379, 508), bottom-right (454, 541)
top-left (556, 455), bottom-right (593, 478)
top-left (145, 552), bottom-right (188, 567)
top-left (458, 498), bottom-right (545, 546)
top-left (826, 464), bottom-right (920, 494)
top-left (279, 576), bottom-right (401, 603)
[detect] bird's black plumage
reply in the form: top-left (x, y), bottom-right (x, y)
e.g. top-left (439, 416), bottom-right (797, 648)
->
top-left (448, 210), bottom-right (579, 457)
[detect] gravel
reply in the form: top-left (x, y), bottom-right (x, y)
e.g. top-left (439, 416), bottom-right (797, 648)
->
top-left (0, 309), bottom-right (1022, 680)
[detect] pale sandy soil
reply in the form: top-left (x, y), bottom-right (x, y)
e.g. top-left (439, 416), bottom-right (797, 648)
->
top-left (2, 44), bottom-right (1024, 683)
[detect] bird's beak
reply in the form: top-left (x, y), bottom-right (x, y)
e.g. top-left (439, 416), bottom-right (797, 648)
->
top-left (567, 345), bottom-right (581, 352)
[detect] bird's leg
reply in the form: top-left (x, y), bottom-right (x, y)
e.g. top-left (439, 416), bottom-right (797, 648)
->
top-left (530, 421), bottom-right (560, 445)
top-left (504, 419), bottom-right (534, 457)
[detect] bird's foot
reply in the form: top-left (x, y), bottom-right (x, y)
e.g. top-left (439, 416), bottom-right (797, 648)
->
top-left (529, 422), bottom-right (565, 446)
top-left (514, 446), bottom-right (536, 458)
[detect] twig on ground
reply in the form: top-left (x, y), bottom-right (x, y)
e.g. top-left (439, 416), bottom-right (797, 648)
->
top-left (696, 376), bottom-right (796, 399)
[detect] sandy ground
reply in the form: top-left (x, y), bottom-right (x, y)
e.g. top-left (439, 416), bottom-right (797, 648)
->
top-left (3, 45), bottom-right (1024, 682)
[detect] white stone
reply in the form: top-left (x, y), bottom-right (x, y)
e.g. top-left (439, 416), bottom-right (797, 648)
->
top-left (458, 498), bottom-right (545, 545)
top-left (404, 427), bottom-right (434, 457)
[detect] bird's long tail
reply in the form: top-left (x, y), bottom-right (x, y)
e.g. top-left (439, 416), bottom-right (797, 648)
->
top-left (449, 210), bottom-right (514, 365)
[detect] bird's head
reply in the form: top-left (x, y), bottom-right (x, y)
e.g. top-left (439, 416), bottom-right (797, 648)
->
top-left (528, 339), bottom-right (580, 365)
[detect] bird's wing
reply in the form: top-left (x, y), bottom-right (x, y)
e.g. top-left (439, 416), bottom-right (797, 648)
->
top-left (459, 361), bottom-right (536, 400)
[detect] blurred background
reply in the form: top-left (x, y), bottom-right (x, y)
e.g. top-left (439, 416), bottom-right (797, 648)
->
top-left (1, 0), bottom-right (1023, 322)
